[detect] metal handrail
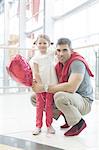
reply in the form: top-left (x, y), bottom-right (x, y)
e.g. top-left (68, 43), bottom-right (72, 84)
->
top-left (0, 45), bottom-right (32, 51)
top-left (0, 43), bottom-right (99, 98)
top-left (0, 43), bottom-right (99, 51)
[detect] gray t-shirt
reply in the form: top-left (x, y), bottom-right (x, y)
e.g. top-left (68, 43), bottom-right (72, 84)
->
top-left (69, 60), bottom-right (94, 102)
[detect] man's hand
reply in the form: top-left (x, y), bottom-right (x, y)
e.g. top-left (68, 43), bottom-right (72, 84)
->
top-left (32, 80), bottom-right (44, 93)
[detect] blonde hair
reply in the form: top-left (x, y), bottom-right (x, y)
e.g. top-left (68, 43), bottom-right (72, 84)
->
top-left (34, 34), bottom-right (53, 45)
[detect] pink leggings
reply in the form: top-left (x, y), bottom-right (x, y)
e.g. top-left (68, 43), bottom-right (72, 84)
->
top-left (36, 92), bottom-right (54, 128)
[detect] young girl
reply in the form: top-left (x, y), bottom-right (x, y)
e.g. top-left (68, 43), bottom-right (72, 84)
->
top-left (30, 34), bottom-right (58, 135)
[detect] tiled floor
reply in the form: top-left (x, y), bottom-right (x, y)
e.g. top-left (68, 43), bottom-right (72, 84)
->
top-left (0, 93), bottom-right (99, 150)
top-left (0, 135), bottom-right (63, 150)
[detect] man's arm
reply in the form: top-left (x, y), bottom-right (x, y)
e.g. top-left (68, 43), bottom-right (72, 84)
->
top-left (48, 60), bottom-right (85, 93)
top-left (32, 73), bottom-right (84, 94)
top-left (32, 60), bottom-right (85, 94)
top-left (48, 73), bottom-right (84, 93)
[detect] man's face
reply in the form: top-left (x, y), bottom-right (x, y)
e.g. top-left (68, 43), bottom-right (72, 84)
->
top-left (56, 44), bottom-right (72, 64)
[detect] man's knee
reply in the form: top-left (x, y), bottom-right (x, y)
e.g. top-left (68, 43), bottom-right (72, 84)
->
top-left (54, 92), bottom-right (70, 107)
top-left (54, 92), bottom-right (63, 107)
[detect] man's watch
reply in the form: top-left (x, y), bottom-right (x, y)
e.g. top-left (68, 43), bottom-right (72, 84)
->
top-left (44, 84), bottom-right (48, 92)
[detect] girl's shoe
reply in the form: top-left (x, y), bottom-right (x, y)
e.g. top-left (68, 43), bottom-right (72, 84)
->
top-left (47, 126), bottom-right (55, 134)
top-left (32, 128), bottom-right (41, 135)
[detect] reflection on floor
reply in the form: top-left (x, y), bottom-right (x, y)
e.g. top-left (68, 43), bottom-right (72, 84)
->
top-left (0, 143), bottom-right (23, 150)
top-left (0, 135), bottom-right (63, 150)
top-left (0, 93), bottom-right (99, 150)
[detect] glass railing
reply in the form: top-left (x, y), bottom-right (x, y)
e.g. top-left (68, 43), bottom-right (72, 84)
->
top-left (74, 43), bottom-right (99, 100)
top-left (0, 44), bottom-right (99, 100)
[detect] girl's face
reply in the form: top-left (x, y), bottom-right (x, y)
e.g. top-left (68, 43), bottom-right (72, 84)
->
top-left (36, 38), bottom-right (49, 53)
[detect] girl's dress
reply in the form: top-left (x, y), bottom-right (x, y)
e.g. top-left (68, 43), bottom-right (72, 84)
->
top-left (30, 50), bottom-right (58, 128)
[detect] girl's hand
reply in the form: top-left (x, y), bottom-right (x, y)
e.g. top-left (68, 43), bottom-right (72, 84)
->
top-left (32, 80), bottom-right (44, 93)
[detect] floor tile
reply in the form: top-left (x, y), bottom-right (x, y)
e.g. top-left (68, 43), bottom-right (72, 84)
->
top-left (0, 94), bottom-right (99, 150)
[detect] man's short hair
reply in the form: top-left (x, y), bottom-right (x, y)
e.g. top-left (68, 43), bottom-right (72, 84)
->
top-left (56, 38), bottom-right (72, 48)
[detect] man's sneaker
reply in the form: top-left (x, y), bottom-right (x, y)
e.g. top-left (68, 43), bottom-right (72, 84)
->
top-left (47, 126), bottom-right (55, 134)
top-left (60, 123), bottom-right (70, 129)
top-left (60, 113), bottom-right (70, 128)
top-left (64, 119), bottom-right (87, 136)
top-left (32, 127), bottom-right (41, 135)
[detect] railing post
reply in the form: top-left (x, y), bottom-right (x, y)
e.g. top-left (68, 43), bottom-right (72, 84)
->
top-left (95, 49), bottom-right (99, 100)
top-left (3, 0), bottom-right (10, 93)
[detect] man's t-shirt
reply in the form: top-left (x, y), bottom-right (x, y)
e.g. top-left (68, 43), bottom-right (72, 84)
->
top-left (69, 60), bottom-right (94, 102)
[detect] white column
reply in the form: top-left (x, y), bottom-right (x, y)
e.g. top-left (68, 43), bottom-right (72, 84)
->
top-left (18, 0), bottom-right (27, 92)
top-left (43, 0), bottom-right (54, 41)
top-left (3, 0), bottom-right (10, 92)
top-left (95, 49), bottom-right (99, 100)
top-left (19, 0), bottom-right (26, 55)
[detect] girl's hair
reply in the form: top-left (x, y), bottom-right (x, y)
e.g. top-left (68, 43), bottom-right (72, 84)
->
top-left (33, 34), bottom-right (54, 45)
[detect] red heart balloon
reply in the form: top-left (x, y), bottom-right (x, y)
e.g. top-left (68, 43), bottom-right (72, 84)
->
top-left (6, 54), bottom-right (33, 86)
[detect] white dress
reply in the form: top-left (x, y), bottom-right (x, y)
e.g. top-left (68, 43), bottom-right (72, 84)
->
top-left (29, 50), bottom-right (58, 85)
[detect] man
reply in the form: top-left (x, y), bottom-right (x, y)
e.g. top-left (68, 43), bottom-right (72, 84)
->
top-left (32, 38), bottom-right (94, 136)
